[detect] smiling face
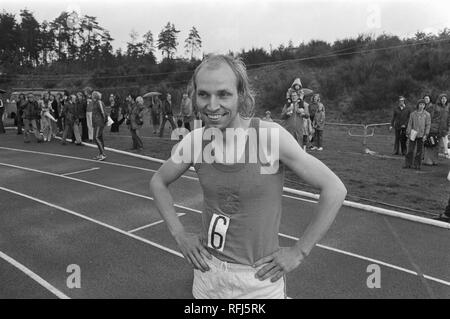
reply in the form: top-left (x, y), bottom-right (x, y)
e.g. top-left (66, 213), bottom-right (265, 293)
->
top-left (195, 61), bottom-right (240, 129)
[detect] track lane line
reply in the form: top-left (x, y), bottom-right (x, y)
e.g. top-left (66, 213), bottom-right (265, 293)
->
top-left (62, 167), bottom-right (100, 176)
top-left (128, 213), bottom-right (186, 233)
top-left (1, 145), bottom-right (448, 229)
top-left (1, 161), bottom-right (449, 287)
top-left (0, 186), bottom-right (184, 259)
top-left (0, 250), bottom-right (70, 299)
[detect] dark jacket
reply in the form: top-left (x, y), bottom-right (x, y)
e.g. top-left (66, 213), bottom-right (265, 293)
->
top-left (23, 100), bottom-right (40, 120)
top-left (63, 101), bottom-right (77, 124)
top-left (162, 100), bottom-right (173, 116)
top-left (391, 105), bottom-right (411, 129)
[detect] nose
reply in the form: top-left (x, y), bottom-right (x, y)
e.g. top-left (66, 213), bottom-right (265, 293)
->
top-left (207, 95), bottom-right (220, 112)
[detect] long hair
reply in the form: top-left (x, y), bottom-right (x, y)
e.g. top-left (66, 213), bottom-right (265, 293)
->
top-left (188, 54), bottom-right (255, 118)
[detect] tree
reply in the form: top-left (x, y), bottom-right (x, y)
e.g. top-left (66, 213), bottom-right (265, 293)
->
top-left (19, 9), bottom-right (41, 66)
top-left (157, 22), bottom-right (180, 60)
top-left (0, 11), bottom-right (20, 66)
top-left (184, 26), bottom-right (202, 60)
top-left (126, 29), bottom-right (145, 59)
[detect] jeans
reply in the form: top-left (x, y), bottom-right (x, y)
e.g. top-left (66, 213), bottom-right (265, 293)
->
top-left (405, 137), bottom-right (423, 168)
top-left (130, 128), bottom-right (143, 149)
top-left (394, 128), bottom-right (407, 154)
top-left (0, 108), bottom-right (5, 133)
top-left (62, 121), bottom-right (81, 144)
top-left (93, 124), bottom-right (105, 155)
top-left (159, 115), bottom-right (176, 137)
top-left (23, 119), bottom-right (42, 142)
top-left (314, 129), bottom-right (323, 148)
top-left (86, 112), bottom-right (93, 140)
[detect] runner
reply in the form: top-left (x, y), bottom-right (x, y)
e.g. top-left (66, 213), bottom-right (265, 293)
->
top-left (150, 54), bottom-right (347, 299)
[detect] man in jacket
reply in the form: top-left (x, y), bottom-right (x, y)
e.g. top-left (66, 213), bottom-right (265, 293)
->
top-left (23, 94), bottom-right (43, 143)
top-left (159, 93), bottom-right (176, 138)
top-left (390, 96), bottom-right (411, 155)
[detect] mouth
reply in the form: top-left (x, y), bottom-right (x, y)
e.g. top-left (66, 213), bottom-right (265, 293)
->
top-left (204, 112), bottom-right (229, 122)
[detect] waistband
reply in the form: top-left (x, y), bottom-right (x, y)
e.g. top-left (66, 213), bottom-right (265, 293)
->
top-left (207, 255), bottom-right (263, 273)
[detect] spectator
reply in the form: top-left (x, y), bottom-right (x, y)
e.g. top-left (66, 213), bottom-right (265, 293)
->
top-left (281, 94), bottom-right (303, 146)
top-left (49, 94), bottom-right (59, 137)
top-left (159, 93), bottom-right (176, 138)
top-left (151, 95), bottom-right (162, 134)
top-left (403, 99), bottom-right (431, 170)
top-left (56, 93), bottom-right (64, 134)
top-left (0, 94), bottom-right (5, 134)
top-left (92, 91), bottom-right (107, 161)
top-left (309, 94), bottom-right (322, 123)
top-left (76, 92), bottom-right (88, 141)
top-left (23, 94), bottom-right (43, 143)
top-left (180, 92), bottom-right (193, 131)
top-left (40, 96), bottom-right (57, 142)
top-left (109, 94), bottom-right (120, 133)
top-left (433, 170), bottom-right (450, 222)
top-left (129, 96), bottom-right (145, 152)
top-left (424, 94), bottom-right (450, 166)
top-left (262, 110), bottom-right (273, 122)
top-left (389, 96), bottom-right (410, 155)
top-left (312, 102), bottom-right (325, 151)
top-left (16, 93), bottom-right (27, 135)
top-left (171, 119), bottom-right (190, 141)
top-left (61, 94), bottom-right (82, 146)
top-left (286, 78), bottom-right (303, 100)
top-left (83, 88), bottom-right (93, 142)
top-left (309, 94), bottom-right (325, 148)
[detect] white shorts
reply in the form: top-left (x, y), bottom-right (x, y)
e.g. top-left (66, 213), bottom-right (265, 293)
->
top-left (192, 255), bottom-right (286, 299)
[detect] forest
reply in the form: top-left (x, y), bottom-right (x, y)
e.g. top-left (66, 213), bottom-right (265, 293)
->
top-left (1, 8), bottom-right (450, 122)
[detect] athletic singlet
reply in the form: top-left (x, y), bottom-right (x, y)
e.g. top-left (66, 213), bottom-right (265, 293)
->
top-left (194, 118), bottom-right (285, 265)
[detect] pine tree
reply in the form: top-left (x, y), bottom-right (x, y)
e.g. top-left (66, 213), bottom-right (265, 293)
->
top-left (184, 26), bottom-right (202, 60)
top-left (157, 22), bottom-right (180, 60)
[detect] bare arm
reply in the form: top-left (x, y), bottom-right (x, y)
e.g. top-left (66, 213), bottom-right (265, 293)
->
top-left (279, 125), bottom-right (347, 254)
top-left (255, 122), bottom-right (347, 281)
top-left (150, 130), bottom-right (212, 271)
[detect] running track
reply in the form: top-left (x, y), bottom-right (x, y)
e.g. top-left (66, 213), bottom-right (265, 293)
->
top-left (0, 133), bottom-right (449, 299)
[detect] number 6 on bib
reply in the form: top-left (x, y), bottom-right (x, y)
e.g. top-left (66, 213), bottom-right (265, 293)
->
top-left (207, 213), bottom-right (230, 252)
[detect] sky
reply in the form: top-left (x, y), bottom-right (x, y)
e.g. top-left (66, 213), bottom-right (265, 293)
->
top-left (2, 0), bottom-right (450, 61)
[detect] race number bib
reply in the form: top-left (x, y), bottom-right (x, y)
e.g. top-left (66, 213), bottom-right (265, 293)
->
top-left (207, 213), bottom-right (230, 252)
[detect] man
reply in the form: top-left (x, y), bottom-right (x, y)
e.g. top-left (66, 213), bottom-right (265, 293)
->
top-left (0, 94), bottom-right (5, 134)
top-left (159, 93), bottom-right (176, 137)
top-left (180, 92), bottom-right (193, 131)
top-left (129, 96), bottom-right (145, 151)
top-left (390, 96), bottom-right (411, 155)
top-left (151, 95), bottom-right (162, 134)
top-left (23, 94), bottom-right (43, 143)
top-left (61, 94), bottom-right (82, 145)
top-left (150, 54), bottom-right (347, 299)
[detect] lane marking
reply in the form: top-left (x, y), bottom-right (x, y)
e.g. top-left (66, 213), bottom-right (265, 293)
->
top-left (0, 186), bottom-right (184, 260)
top-left (62, 167), bottom-right (100, 176)
top-left (128, 213), bottom-right (186, 233)
top-left (0, 187), bottom-right (292, 298)
top-left (0, 250), bottom-right (70, 299)
top-left (0, 146), bottom-right (199, 181)
top-left (382, 216), bottom-right (436, 298)
top-left (1, 145), bottom-right (448, 229)
top-left (1, 162), bottom-right (449, 288)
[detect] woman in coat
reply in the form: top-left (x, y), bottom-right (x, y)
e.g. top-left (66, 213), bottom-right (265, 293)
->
top-left (424, 94), bottom-right (450, 165)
